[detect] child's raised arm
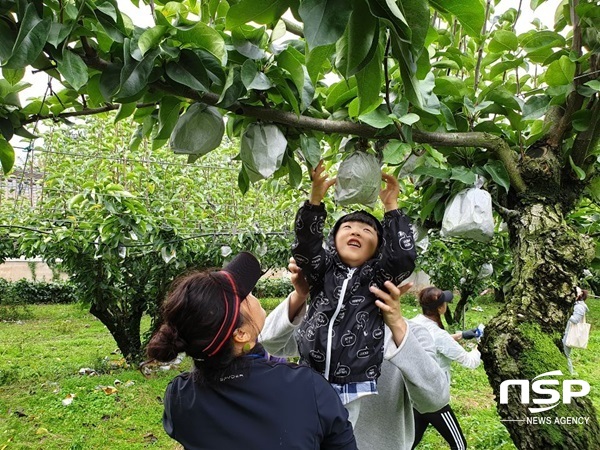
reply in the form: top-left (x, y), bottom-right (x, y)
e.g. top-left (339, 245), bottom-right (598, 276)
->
top-left (309, 160), bottom-right (336, 205)
top-left (379, 172), bottom-right (400, 211)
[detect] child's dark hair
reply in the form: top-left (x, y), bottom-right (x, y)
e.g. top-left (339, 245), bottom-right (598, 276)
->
top-left (146, 270), bottom-right (248, 385)
top-left (418, 286), bottom-right (445, 329)
top-left (334, 210), bottom-right (383, 245)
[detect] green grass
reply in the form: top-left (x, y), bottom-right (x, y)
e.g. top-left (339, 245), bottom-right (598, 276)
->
top-left (0, 297), bottom-right (598, 449)
top-left (403, 296), bottom-right (600, 449)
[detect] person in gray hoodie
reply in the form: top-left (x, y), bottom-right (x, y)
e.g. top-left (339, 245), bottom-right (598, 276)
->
top-left (260, 259), bottom-right (449, 450)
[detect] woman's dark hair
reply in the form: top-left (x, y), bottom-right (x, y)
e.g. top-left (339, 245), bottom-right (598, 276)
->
top-left (579, 289), bottom-right (589, 301)
top-left (146, 270), bottom-right (249, 385)
top-left (418, 286), bottom-right (445, 329)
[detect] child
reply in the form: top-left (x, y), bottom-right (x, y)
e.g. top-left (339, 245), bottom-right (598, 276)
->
top-left (292, 160), bottom-right (417, 424)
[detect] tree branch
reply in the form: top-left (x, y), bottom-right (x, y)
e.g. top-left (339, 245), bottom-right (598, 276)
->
top-left (35, 54), bottom-right (527, 194)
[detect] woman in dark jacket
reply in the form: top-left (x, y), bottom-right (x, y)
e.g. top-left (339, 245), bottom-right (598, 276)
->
top-left (146, 251), bottom-right (356, 450)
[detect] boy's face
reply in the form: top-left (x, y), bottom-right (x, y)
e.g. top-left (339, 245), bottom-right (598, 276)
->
top-left (335, 221), bottom-right (378, 268)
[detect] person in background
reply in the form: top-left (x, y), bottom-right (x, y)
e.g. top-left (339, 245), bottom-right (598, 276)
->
top-left (292, 160), bottom-right (417, 425)
top-left (146, 252), bottom-right (357, 450)
top-left (563, 287), bottom-right (590, 375)
top-left (410, 287), bottom-right (481, 450)
top-left (260, 258), bottom-right (449, 450)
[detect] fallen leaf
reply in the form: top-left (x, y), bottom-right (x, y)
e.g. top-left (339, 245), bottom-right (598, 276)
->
top-left (102, 386), bottom-right (118, 395)
top-left (36, 427), bottom-right (50, 435)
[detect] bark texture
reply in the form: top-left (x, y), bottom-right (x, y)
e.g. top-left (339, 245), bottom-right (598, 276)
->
top-left (480, 200), bottom-right (598, 449)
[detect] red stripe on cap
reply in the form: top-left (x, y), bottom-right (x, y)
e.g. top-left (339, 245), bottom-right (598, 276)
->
top-left (202, 271), bottom-right (241, 357)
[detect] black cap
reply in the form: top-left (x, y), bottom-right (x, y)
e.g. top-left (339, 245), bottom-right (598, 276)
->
top-left (221, 251), bottom-right (263, 298)
top-left (420, 289), bottom-right (454, 309)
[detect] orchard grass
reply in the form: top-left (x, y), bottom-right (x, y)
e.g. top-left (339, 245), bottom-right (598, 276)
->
top-left (1, 297), bottom-right (598, 449)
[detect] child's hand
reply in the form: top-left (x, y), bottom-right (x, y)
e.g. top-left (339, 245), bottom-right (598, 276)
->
top-left (379, 172), bottom-right (399, 211)
top-left (309, 160), bottom-right (336, 205)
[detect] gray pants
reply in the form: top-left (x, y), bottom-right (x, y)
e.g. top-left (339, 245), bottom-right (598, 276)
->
top-left (563, 337), bottom-right (574, 374)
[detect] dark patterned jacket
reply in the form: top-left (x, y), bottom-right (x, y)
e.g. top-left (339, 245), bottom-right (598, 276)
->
top-left (292, 201), bottom-right (416, 384)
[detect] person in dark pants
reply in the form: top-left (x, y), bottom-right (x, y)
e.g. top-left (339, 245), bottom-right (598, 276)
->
top-left (412, 405), bottom-right (466, 450)
top-left (410, 287), bottom-right (481, 449)
top-left (146, 252), bottom-right (357, 450)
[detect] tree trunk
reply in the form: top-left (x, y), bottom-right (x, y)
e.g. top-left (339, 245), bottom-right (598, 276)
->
top-left (480, 201), bottom-right (599, 449)
top-left (90, 302), bottom-right (143, 363)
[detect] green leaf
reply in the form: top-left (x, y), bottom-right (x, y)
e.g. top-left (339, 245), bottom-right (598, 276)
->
top-left (138, 26), bottom-right (167, 56)
top-left (488, 57), bottom-right (524, 80)
top-left (226, 0), bottom-right (290, 28)
top-left (0, 19), bottom-right (17, 62)
top-left (434, 76), bottom-right (468, 98)
top-left (0, 137), bottom-right (15, 174)
top-left (397, 113), bottom-right (420, 125)
top-left (584, 80), bottom-right (600, 91)
top-left (155, 97), bottom-right (182, 141)
top-left (488, 30), bottom-right (519, 53)
top-left (520, 30), bottom-right (565, 59)
top-left (382, 141), bottom-right (412, 165)
top-left (419, 182), bottom-right (443, 221)
top-left (2, 67), bottom-right (25, 86)
top-left (277, 47), bottom-right (314, 111)
top-left (238, 167), bottom-right (250, 194)
top-left (299, 0), bottom-right (352, 49)
top-left (218, 67), bottom-right (246, 109)
top-left (325, 78), bottom-right (358, 110)
top-left (3, 3), bottom-right (51, 69)
top-left (522, 95), bottom-right (550, 120)
top-left (57, 49), bottom-right (88, 91)
top-left (412, 165), bottom-right (452, 179)
top-left (300, 134), bottom-right (321, 168)
top-left (116, 42), bottom-right (159, 100)
top-left (354, 45), bottom-right (382, 116)
top-left (359, 108), bottom-right (394, 128)
top-left (450, 166), bottom-right (477, 185)
top-left (165, 49), bottom-right (213, 92)
top-left (391, 37), bottom-right (422, 109)
top-left (366, 0), bottom-right (410, 43)
top-left (545, 55), bottom-right (576, 87)
top-left (571, 109), bottom-right (592, 132)
top-left (288, 156), bottom-right (303, 187)
top-left (306, 44), bottom-right (335, 84)
top-left (429, 0), bottom-right (485, 38)
top-left (241, 59), bottom-right (258, 87)
top-left (343, 0), bottom-right (379, 77)
top-left (114, 102), bottom-right (137, 123)
top-left (176, 22), bottom-right (226, 64)
top-left (587, 177), bottom-right (600, 202)
top-left (483, 160), bottom-right (510, 193)
top-left (568, 156), bottom-right (586, 180)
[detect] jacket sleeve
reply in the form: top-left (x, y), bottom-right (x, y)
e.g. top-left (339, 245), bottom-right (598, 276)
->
top-left (384, 321), bottom-right (450, 414)
top-left (376, 209), bottom-right (417, 285)
top-left (314, 374), bottom-right (358, 449)
top-left (291, 201), bottom-right (328, 288)
top-left (436, 331), bottom-right (481, 370)
top-left (569, 303), bottom-right (587, 324)
top-left (259, 294), bottom-right (304, 358)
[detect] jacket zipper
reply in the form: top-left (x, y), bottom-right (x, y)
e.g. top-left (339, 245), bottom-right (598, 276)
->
top-left (324, 267), bottom-right (355, 381)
